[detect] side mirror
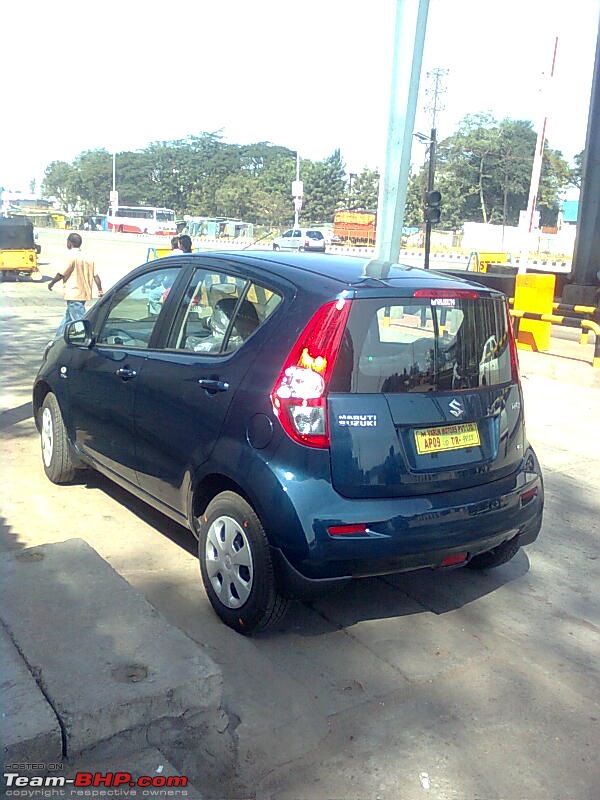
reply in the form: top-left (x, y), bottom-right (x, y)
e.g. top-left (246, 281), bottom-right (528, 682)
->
top-left (65, 319), bottom-right (94, 347)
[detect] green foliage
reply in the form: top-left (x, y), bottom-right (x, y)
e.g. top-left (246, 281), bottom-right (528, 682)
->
top-left (301, 150), bottom-right (346, 224)
top-left (347, 168), bottom-right (379, 212)
top-left (568, 151), bottom-right (584, 189)
top-left (42, 161), bottom-right (77, 209)
top-left (40, 116), bottom-right (573, 232)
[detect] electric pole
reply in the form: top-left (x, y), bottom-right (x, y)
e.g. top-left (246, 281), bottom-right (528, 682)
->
top-left (422, 68), bottom-right (447, 268)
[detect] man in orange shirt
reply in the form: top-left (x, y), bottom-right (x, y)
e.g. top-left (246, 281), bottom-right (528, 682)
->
top-left (49, 233), bottom-right (104, 337)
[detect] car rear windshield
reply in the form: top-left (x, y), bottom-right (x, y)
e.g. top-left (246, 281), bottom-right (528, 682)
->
top-left (307, 231), bottom-right (324, 239)
top-left (331, 296), bottom-right (512, 393)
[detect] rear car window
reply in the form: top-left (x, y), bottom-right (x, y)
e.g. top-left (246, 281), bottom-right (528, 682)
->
top-left (307, 231), bottom-right (324, 239)
top-left (331, 296), bottom-right (512, 393)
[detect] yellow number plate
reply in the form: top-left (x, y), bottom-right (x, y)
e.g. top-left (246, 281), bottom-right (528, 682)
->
top-left (414, 422), bottom-right (480, 454)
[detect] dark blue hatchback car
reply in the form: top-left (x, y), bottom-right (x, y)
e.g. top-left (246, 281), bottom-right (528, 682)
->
top-left (33, 252), bottom-right (543, 633)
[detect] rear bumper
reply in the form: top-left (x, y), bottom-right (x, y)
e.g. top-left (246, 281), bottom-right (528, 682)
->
top-left (271, 452), bottom-right (543, 589)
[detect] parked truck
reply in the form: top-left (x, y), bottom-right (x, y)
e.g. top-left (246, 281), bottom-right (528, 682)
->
top-left (333, 210), bottom-right (376, 245)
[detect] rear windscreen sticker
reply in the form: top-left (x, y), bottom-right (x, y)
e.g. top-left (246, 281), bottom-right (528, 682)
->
top-left (431, 297), bottom-right (456, 306)
top-left (338, 414), bottom-right (377, 428)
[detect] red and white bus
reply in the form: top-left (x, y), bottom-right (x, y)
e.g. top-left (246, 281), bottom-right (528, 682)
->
top-left (107, 206), bottom-right (177, 236)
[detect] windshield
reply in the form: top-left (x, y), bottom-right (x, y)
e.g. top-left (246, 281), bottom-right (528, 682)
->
top-left (331, 296), bottom-right (512, 393)
top-left (156, 210), bottom-right (175, 222)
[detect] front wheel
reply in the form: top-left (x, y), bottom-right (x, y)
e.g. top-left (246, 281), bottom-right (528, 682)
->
top-left (40, 393), bottom-right (77, 484)
top-left (272, 244), bottom-right (280, 251)
top-left (198, 491), bottom-right (290, 634)
top-left (467, 536), bottom-right (520, 569)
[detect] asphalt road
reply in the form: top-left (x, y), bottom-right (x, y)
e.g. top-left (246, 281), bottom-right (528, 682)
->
top-left (1, 234), bottom-right (599, 800)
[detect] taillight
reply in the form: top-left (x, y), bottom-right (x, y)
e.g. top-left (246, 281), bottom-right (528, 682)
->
top-left (271, 299), bottom-right (352, 448)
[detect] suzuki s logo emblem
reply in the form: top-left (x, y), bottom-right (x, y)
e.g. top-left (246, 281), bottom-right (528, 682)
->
top-left (448, 398), bottom-right (465, 418)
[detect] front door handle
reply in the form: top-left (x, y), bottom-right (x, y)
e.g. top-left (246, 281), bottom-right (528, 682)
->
top-left (115, 367), bottom-right (137, 380)
top-left (198, 378), bottom-right (230, 393)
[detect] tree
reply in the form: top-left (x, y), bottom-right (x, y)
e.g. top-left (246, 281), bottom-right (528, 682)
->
top-left (569, 151), bottom-right (584, 189)
top-left (70, 150), bottom-right (113, 213)
top-left (346, 168), bottom-right (379, 211)
top-left (301, 149), bottom-right (346, 224)
top-left (433, 114), bottom-right (571, 228)
top-left (42, 161), bottom-right (77, 209)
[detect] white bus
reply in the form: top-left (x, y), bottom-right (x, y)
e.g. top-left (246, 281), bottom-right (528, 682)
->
top-left (107, 206), bottom-right (177, 236)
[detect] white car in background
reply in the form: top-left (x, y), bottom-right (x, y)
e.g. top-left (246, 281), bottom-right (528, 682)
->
top-left (272, 228), bottom-right (326, 252)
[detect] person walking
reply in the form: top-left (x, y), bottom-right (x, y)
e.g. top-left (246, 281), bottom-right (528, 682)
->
top-left (48, 232), bottom-right (103, 337)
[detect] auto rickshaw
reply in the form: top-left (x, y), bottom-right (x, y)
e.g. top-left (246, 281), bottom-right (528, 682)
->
top-left (0, 216), bottom-right (42, 280)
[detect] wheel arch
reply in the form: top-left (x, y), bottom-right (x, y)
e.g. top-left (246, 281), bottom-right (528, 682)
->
top-left (189, 473), bottom-right (253, 538)
top-left (187, 465), bottom-right (305, 556)
top-left (32, 381), bottom-right (53, 430)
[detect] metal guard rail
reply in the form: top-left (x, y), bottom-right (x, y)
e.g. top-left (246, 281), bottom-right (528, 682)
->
top-left (509, 309), bottom-right (600, 369)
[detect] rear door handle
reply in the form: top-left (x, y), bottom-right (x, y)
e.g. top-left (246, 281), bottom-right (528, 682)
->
top-left (115, 367), bottom-right (137, 380)
top-left (198, 378), bottom-right (229, 393)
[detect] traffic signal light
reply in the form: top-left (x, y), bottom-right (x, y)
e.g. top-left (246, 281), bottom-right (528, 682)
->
top-left (424, 190), bottom-right (442, 224)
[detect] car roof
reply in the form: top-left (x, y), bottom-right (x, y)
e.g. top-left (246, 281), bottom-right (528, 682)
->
top-left (130, 250), bottom-right (501, 298)
top-left (189, 250), bottom-right (501, 294)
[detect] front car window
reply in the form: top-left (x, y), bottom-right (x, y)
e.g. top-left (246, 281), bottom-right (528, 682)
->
top-left (332, 296), bottom-right (511, 393)
top-left (167, 268), bottom-right (282, 355)
top-left (96, 267), bottom-right (179, 348)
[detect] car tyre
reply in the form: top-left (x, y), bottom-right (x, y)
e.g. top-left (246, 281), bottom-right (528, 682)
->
top-left (467, 535), bottom-right (520, 569)
top-left (198, 491), bottom-right (290, 634)
top-left (272, 244), bottom-right (280, 251)
top-left (298, 246), bottom-right (305, 252)
top-left (40, 393), bottom-right (77, 484)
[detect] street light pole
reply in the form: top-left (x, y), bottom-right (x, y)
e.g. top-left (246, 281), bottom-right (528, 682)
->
top-left (424, 127), bottom-right (436, 270)
top-left (292, 153), bottom-right (303, 228)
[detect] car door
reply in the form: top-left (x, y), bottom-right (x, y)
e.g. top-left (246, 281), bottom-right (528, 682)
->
top-left (133, 265), bottom-right (282, 514)
top-left (291, 229), bottom-right (303, 250)
top-left (64, 265), bottom-right (182, 486)
top-left (278, 229), bottom-right (293, 249)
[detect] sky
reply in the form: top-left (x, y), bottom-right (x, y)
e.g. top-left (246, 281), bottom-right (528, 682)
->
top-left (2, 0), bottom-right (598, 194)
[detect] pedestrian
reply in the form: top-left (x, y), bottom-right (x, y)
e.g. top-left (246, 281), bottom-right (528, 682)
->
top-left (48, 232), bottom-right (103, 337)
top-left (170, 235), bottom-right (183, 254)
top-left (178, 234), bottom-right (193, 253)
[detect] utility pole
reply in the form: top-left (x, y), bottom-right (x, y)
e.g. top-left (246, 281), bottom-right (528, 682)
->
top-left (423, 127), bottom-right (437, 269)
top-left (519, 37), bottom-right (558, 273)
top-left (292, 153), bottom-right (303, 228)
top-left (374, 0), bottom-right (430, 266)
top-left (422, 68), bottom-right (446, 269)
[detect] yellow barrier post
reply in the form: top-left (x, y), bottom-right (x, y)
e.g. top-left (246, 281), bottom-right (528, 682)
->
top-left (513, 273), bottom-right (555, 351)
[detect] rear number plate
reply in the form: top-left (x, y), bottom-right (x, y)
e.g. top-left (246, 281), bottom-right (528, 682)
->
top-left (414, 422), bottom-right (480, 454)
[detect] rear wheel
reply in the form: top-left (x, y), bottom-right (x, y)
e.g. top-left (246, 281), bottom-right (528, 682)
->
top-left (467, 536), bottom-right (520, 569)
top-left (198, 491), bottom-right (289, 634)
top-left (298, 246), bottom-right (305, 252)
top-left (40, 393), bottom-right (76, 484)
